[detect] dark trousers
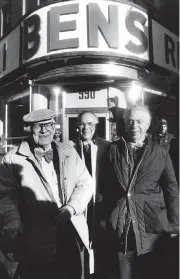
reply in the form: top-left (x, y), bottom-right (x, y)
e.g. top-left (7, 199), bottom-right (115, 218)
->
top-left (107, 249), bottom-right (170, 279)
top-left (19, 223), bottom-right (82, 279)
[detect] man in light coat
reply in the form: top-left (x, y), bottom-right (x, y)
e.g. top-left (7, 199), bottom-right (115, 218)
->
top-left (0, 108), bottom-right (92, 279)
top-left (98, 105), bottom-right (179, 279)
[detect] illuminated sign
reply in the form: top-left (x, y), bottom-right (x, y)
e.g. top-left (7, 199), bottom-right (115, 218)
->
top-left (22, 0), bottom-right (149, 63)
top-left (152, 20), bottom-right (179, 74)
top-left (0, 1), bottom-right (178, 79)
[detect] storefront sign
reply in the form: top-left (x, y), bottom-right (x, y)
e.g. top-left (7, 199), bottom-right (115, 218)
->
top-left (65, 89), bottom-right (108, 108)
top-left (22, 0), bottom-right (149, 63)
top-left (0, 26), bottom-right (20, 78)
top-left (0, 1), bottom-right (179, 79)
top-left (152, 20), bottom-right (179, 74)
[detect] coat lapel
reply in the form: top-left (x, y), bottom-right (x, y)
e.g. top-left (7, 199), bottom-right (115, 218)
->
top-left (53, 142), bottom-right (66, 204)
top-left (113, 139), bottom-right (129, 191)
top-left (17, 141), bottom-right (56, 203)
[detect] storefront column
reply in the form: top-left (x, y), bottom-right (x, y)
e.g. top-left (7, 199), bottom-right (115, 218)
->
top-left (49, 87), bottom-right (65, 141)
top-left (31, 85), bottom-right (48, 110)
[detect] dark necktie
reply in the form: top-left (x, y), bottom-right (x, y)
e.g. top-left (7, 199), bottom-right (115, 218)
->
top-left (83, 143), bottom-right (92, 175)
top-left (83, 143), bottom-right (94, 238)
top-left (34, 148), bottom-right (53, 164)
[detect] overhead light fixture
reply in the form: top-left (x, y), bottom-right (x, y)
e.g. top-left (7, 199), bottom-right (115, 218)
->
top-left (53, 87), bottom-right (61, 96)
top-left (127, 81), bottom-right (143, 104)
top-left (143, 87), bottom-right (167, 97)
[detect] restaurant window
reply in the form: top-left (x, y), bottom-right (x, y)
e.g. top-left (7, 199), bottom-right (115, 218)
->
top-left (39, 0), bottom-right (64, 6)
top-left (11, 0), bottom-right (23, 28)
top-left (6, 88), bottom-right (30, 150)
top-left (25, 0), bottom-right (38, 14)
top-left (0, 2), bottom-right (11, 37)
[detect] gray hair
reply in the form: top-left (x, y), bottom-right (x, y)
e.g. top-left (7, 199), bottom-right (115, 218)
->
top-left (123, 105), bottom-right (151, 124)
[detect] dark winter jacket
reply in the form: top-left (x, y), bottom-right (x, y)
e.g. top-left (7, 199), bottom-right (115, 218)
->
top-left (97, 136), bottom-right (179, 256)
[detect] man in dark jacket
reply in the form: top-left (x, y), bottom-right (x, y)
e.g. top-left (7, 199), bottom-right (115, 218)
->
top-left (0, 109), bottom-right (92, 279)
top-left (98, 105), bottom-right (179, 279)
top-left (155, 117), bottom-right (178, 182)
top-left (70, 111), bottom-right (110, 279)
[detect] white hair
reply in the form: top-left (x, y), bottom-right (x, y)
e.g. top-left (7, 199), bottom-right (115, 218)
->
top-left (123, 105), bottom-right (151, 124)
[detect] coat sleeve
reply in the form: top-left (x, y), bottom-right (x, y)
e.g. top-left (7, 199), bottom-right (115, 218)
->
top-left (67, 150), bottom-right (92, 215)
top-left (161, 153), bottom-right (179, 233)
top-left (0, 152), bottom-right (21, 227)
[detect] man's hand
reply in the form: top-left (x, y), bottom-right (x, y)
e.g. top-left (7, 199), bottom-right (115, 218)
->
top-left (171, 234), bottom-right (178, 238)
top-left (2, 220), bottom-right (21, 239)
top-left (55, 205), bottom-right (75, 227)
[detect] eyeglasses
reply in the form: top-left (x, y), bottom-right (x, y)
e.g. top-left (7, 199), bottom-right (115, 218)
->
top-left (78, 122), bottom-right (96, 128)
top-left (33, 123), bottom-right (55, 132)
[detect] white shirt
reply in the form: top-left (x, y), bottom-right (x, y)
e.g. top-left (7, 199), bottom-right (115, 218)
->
top-left (81, 141), bottom-right (97, 203)
top-left (41, 156), bottom-right (62, 208)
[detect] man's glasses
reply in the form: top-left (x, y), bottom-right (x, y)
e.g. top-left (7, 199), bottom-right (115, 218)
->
top-left (33, 123), bottom-right (55, 132)
top-left (78, 122), bottom-right (96, 129)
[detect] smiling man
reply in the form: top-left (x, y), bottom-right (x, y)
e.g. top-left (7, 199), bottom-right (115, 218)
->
top-left (70, 111), bottom-right (110, 279)
top-left (0, 108), bottom-right (92, 279)
top-left (98, 105), bottom-right (179, 279)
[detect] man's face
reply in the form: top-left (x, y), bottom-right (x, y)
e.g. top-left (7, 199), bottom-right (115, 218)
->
top-left (125, 110), bottom-right (150, 142)
top-left (78, 113), bottom-right (98, 141)
top-left (32, 119), bottom-right (55, 148)
top-left (54, 129), bottom-right (61, 138)
top-left (159, 123), bottom-right (167, 135)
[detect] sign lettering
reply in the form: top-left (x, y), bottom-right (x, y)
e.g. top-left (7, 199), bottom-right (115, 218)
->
top-left (152, 20), bottom-right (179, 74)
top-left (87, 3), bottom-right (119, 48)
top-left (23, 14), bottom-right (41, 60)
top-left (79, 91), bottom-right (96, 99)
top-left (49, 4), bottom-right (79, 51)
top-left (21, 1), bottom-right (149, 63)
top-left (125, 10), bottom-right (148, 54)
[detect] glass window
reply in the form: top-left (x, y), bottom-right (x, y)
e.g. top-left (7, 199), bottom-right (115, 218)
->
top-left (1, 2), bottom-right (11, 36)
top-left (11, 0), bottom-right (23, 29)
top-left (6, 89), bottom-right (30, 150)
top-left (25, 0), bottom-right (38, 14)
top-left (39, 0), bottom-right (65, 6)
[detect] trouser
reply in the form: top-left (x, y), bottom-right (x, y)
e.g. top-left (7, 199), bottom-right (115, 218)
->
top-left (107, 249), bottom-right (169, 279)
top-left (19, 223), bottom-right (82, 279)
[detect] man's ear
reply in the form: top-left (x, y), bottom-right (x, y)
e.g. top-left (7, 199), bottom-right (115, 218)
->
top-left (146, 121), bottom-right (151, 131)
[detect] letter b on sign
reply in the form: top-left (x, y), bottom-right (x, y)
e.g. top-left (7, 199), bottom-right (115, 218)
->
top-left (23, 14), bottom-right (40, 61)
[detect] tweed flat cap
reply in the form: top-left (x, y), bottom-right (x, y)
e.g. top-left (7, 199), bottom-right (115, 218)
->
top-left (23, 109), bottom-right (56, 123)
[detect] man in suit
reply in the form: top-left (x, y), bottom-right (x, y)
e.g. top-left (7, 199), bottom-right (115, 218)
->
top-left (70, 111), bottom-right (110, 279)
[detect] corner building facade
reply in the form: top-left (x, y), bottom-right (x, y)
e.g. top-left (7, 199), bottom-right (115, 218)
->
top-left (0, 0), bottom-right (178, 158)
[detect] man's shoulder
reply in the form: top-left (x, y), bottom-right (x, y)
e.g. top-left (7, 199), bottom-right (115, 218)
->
top-left (96, 137), bottom-right (110, 146)
top-left (54, 141), bottom-right (78, 156)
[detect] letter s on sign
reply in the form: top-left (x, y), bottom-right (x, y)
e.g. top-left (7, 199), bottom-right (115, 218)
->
top-left (125, 9), bottom-right (148, 55)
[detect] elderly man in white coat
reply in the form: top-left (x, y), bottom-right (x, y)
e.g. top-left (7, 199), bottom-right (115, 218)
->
top-left (0, 108), bottom-right (92, 279)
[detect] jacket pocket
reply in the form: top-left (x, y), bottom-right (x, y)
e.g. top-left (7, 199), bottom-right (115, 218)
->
top-left (144, 200), bottom-right (169, 234)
